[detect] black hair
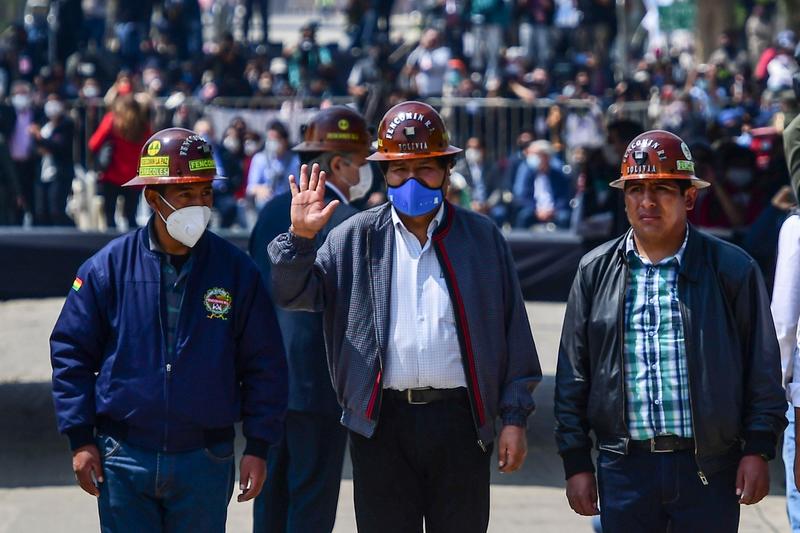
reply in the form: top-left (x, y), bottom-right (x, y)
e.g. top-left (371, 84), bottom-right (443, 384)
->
top-left (267, 120), bottom-right (289, 140)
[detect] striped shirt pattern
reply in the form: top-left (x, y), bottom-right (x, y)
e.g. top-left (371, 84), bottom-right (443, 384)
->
top-left (623, 228), bottom-right (692, 440)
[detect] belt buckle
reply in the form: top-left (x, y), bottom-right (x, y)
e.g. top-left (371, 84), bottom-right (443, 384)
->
top-left (650, 436), bottom-right (674, 453)
top-left (406, 388), bottom-right (430, 405)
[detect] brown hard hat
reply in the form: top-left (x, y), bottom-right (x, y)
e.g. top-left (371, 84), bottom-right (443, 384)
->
top-left (124, 127), bottom-right (224, 187)
top-left (610, 129), bottom-right (710, 189)
top-left (292, 106), bottom-right (371, 153)
top-left (366, 101), bottom-right (462, 161)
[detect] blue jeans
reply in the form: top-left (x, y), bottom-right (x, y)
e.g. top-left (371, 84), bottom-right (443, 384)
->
top-left (97, 434), bottom-right (235, 533)
top-left (784, 404), bottom-right (800, 531)
top-left (597, 448), bottom-right (739, 533)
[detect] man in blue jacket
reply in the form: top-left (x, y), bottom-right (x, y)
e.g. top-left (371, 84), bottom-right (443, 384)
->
top-left (249, 106), bottom-right (372, 533)
top-left (269, 101), bottom-right (542, 533)
top-left (50, 127), bottom-right (288, 533)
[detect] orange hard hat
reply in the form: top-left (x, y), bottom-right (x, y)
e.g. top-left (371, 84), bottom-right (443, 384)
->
top-left (366, 101), bottom-right (462, 161)
top-left (124, 127), bottom-right (223, 187)
top-left (610, 129), bottom-right (710, 189)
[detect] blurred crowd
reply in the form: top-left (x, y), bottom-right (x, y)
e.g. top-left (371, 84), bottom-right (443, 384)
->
top-left (0, 0), bottom-right (798, 262)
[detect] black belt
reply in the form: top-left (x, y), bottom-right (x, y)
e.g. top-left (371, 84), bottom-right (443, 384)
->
top-left (629, 435), bottom-right (695, 453)
top-left (384, 387), bottom-right (467, 405)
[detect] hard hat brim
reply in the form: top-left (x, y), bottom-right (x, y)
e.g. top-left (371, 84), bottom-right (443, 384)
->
top-left (609, 174), bottom-right (711, 189)
top-left (366, 145), bottom-right (463, 161)
top-left (123, 175), bottom-right (227, 187)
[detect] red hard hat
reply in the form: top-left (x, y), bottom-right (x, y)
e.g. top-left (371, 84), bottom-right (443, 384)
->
top-left (366, 101), bottom-right (462, 161)
top-left (610, 130), bottom-right (710, 189)
top-left (292, 106), bottom-right (371, 153)
top-left (124, 127), bottom-right (224, 187)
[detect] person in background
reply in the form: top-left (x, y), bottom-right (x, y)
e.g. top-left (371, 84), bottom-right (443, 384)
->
top-left (89, 93), bottom-right (152, 229)
top-left (512, 140), bottom-right (571, 229)
top-left (453, 136), bottom-right (499, 214)
top-left (247, 120), bottom-right (299, 211)
top-left (8, 80), bottom-right (41, 225)
top-left (250, 106), bottom-right (372, 533)
top-left (30, 93), bottom-right (74, 226)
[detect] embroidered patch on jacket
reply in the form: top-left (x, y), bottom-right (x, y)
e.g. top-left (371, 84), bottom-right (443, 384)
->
top-left (71, 277), bottom-right (83, 292)
top-left (204, 287), bottom-right (232, 320)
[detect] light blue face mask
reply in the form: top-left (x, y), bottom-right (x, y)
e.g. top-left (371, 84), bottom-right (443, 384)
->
top-left (387, 177), bottom-right (443, 217)
top-left (526, 154), bottom-right (541, 169)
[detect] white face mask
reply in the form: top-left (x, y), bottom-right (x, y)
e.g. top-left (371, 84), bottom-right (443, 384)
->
top-left (349, 163), bottom-right (374, 201)
top-left (11, 94), bottom-right (30, 110)
top-left (465, 148), bottom-right (482, 165)
top-left (44, 100), bottom-right (64, 119)
top-left (157, 194), bottom-right (211, 248)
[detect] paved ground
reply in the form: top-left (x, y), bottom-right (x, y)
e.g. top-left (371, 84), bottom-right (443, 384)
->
top-left (0, 299), bottom-right (790, 532)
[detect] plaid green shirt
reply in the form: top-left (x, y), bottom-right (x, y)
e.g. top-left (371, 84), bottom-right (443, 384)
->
top-left (624, 228), bottom-right (692, 440)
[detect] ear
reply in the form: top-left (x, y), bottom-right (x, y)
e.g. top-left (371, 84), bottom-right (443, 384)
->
top-left (143, 187), bottom-right (160, 211)
top-left (330, 154), bottom-right (343, 175)
top-left (684, 186), bottom-right (698, 211)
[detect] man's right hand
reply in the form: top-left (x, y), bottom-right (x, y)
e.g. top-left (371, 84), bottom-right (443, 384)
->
top-left (72, 444), bottom-right (103, 497)
top-left (288, 163), bottom-right (339, 239)
top-left (566, 471), bottom-right (599, 516)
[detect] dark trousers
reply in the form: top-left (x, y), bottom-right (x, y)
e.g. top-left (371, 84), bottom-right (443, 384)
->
top-left (13, 158), bottom-right (38, 223)
top-left (597, 449), bottom-right (740, 533)
top-left (348, 393), bottom-right (491, 533)
top-left (101, 181), bottom-right (139, 229)
top-left (35, 178), bottom-right (72, 226)
top-left (253, 410), bottom-right (347, 533)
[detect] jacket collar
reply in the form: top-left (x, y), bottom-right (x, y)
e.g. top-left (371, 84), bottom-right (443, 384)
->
top-left (615, 223), bottom-right (701, 283)
top-left (138, 215), bottom-right (211, 261)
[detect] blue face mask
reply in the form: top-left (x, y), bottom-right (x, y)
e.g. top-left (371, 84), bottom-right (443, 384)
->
top-left (387, 177), bottom-right (443, 217)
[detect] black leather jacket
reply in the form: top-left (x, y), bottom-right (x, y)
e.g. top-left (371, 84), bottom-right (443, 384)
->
top-left (555, 226), bottom-right (787, 480)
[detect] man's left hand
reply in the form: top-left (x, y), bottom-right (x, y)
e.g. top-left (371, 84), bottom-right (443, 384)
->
top-left (736, 454), bottom-right (770, 505)
top-left (237, 454), bottom-right (267, 502)
top-left (497, 425), bottom-right (527, 473)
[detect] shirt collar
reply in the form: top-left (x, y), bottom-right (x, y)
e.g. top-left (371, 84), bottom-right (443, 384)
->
top-left (391, 203), bottom-right (445, 238)
top-left (625, 225), bottom-right (689, 266)
top-left (325, 182), bottom-right (349, 205)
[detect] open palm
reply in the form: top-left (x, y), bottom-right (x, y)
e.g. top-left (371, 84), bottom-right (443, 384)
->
top-left (289, 163), bottom-right (340, 239)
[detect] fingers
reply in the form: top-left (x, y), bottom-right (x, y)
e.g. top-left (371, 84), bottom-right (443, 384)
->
top-left (320, 199), bottom-right (340, 221)
top-left (298, 163), bottom-right (310, 191)
top-left (498, 443), bottom-right (526, 473)
top-left (315, 169), bottom-right (327, 200)
top-left (737, 459), bottom-right (770, 505)
top-left (74, 460), bottom-right (101, 497)
top-left (237, 457), bottom-right (266, 502)
top-left (566, 473), bottom-right (599, 516)
top-left (308, 163), bottom-right (321, 192)
top-left (288, 174), bottom-right (299, 196)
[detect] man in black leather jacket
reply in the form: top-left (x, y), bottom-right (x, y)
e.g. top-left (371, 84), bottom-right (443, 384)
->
top-left (555, 130), bottom-right (787, 532)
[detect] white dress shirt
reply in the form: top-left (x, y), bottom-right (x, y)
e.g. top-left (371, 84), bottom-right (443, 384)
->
top-left (383, 205), bottom-right (467, 390)
top-left (772, 214), bottom-right (800, 405)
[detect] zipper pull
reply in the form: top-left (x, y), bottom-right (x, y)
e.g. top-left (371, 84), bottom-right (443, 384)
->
top-left (697, 471), bottom-right (708, 485)
top-left (166, 363), bottom-right (172, 373)
top-left (478, 440), bottom-right (487, 452)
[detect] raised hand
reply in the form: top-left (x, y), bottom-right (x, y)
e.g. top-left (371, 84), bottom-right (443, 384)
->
top-left (289, 163), bottom-right (340, 239)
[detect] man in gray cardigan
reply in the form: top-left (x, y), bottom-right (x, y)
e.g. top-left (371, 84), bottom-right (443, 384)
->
top-left (267, 101), bottom-right (542, 533)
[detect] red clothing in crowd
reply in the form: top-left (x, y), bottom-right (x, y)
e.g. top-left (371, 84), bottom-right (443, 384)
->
top-left (88, 112), bottom-right (152, 186)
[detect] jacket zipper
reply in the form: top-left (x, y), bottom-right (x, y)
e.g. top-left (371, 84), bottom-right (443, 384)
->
top-left (433, 238), bottom-right (486, 451)
top-left (157, 269), bottom-right (170, 452)
top-left (679, 296), bottom-right (708, 485)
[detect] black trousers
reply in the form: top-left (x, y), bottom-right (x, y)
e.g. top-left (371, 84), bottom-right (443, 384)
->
top-left (254, 410), bottom-right (347, 533)
top-left (101, 181), bottom-right (139, 229)
top-left (348, 392), bottom-right (491, 533)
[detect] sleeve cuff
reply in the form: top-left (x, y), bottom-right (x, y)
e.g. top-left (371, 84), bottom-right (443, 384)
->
top-left (285, 230), bottom-right (317, 252)
top-left (501, 410), bottom-right (529, 428)
top-left (244, 438), bottom-right (271, 460)
top-left (65, 425), bottom-right (95, 451)
top-left (742, 430), bottom-right (778, 460)
top-left (561, 447), bottom-right (595, 479)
